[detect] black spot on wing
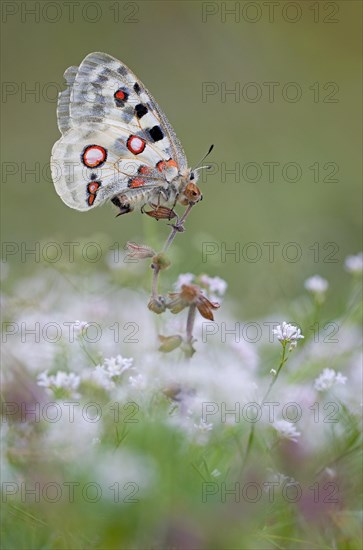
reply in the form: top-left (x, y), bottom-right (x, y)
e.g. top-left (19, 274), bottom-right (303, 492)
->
top-left (135, 104), bottom-right (148, 119)
top-left (148, 125), bottom-right (164, 142)
top-left (133, 82), bottom-right (141, 94)
top-left (117, 66), bottom-right (128, 77)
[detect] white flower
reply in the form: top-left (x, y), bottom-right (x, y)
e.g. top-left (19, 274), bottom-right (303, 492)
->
top-left (84, 355), bottom-right (134, 392)
top-left (273, 322), bottom-right (304, 346)
top-left (37, 370), bottom-right (80, 398)
top-left (73, 320), bottom-right (89, 336)
top-left (344, 252), bottom-right (363, 274)
top-left (314, 368), bottom-right (347, 391)
top-left (89, 365), bottom-right (116, 391)
top-left (273, 420), bottom-right (301, 442)
top-left (104, 355), bottom-right (134, 377)
top-left (174, 273), bottom-right (195, 290)
top-left (211, 469), bottom-right (221, 478)
top-left (128, 374), bottom-right (146, 390)
top-left (200, 275), bottom-right (228, 296)
top-left (193, 419), bottom-right (213, 433)
top-left (304, 275), bottom-right (329, 294)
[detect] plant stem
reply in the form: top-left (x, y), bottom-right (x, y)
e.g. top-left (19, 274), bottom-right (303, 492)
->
top-left (162, 204), bottom-right (194, 253)
top-left (151, 204), bottom-right (194, 300)
top-left (241, 343), bottom-right (288, 473)
top-left (186, 304), bottom-right (197, 345)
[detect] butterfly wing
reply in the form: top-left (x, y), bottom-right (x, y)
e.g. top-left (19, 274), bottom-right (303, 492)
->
top-left (68, 52), bottom-right (188, 171)
top-left (51, 52), bottom-right (188, 211)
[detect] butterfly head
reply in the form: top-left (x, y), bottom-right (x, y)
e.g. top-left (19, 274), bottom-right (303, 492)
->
top-left (178, 170), bottom-right (203, 206)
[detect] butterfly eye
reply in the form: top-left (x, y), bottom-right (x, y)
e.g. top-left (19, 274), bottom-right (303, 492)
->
top-left (190, 172), bottom-right (195, 180)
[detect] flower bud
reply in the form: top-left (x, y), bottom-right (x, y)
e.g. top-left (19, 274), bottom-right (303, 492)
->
top-left (158, 334), bottom-right (183, 353)
top-left (152, 253), bottom-right (171, 271)
top-left (148, 296), bottom-right (166, 314)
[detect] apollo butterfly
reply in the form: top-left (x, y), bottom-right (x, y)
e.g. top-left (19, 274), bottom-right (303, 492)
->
top-left (51, 52), bottom-right (212, 219)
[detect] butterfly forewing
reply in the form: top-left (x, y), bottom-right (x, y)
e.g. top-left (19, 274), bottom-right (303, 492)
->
top-left (51, 52), bottom-right (190, 212)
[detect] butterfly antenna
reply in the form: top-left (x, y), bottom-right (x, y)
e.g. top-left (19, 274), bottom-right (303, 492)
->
top-left (192, 144), bottom-right (214, 172)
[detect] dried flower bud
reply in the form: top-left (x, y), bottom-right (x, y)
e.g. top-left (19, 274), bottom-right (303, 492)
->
top-left (167, 284), bottom-right (220, 320)
top-left (125, 242), bottom-right (155, 260)
top-left (158, 334), bottom-right (183, 353)
top-left (152, 253), bottom-right (171, 271)
top-left (147, 296), bottom-right (166, 314)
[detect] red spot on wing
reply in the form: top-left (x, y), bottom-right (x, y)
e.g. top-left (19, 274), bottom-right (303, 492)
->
top-left (138, 165), bottom-right (152, 175)
top-left (87, 181), bottom-right (101, 194)
top-left (86, 180), bottom-right (101, 207)
top-left (156, 159), bottom-right (178, 172)
top-left (128, 178), bottom-right (145, 189)
top-left (82, 145), bottom-right (107, 168)
top-left (127, 135), bottom-right (146, 155)
top-left (115, 90), bottom-right (125, 100)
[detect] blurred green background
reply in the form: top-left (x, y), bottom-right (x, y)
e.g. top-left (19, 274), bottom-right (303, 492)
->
top-left (2, 0), bottom-right (362, 316)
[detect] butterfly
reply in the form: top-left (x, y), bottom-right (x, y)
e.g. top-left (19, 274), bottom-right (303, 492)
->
top-left (51, 52), bottom-right (212, 220)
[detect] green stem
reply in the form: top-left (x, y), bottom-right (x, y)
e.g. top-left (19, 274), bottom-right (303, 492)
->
top-left (241, 343), bottom-right (288, 473)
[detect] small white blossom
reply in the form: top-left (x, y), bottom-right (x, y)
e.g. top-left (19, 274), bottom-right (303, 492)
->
top-left (37, 370), bottom-right (80, 398)
top-left (344, 252), bottom-right (363, 274)
top-left (194, 419), bottom-right (213, 433)
top-left (273, 322), bottom-right (304, 347)
top-left (89, 365), bottom-right (116, 390)
top-left (314, 368), bottom-right (347, 391)
top-left (73, 320), bottom-right (89, 336)
top-left (273, 420), bottom-right (301, 442)
top-left (200, 275), bottom-right (228, 297)
top-left (304, 275), bottom-right (329, 294)
top-left (211, 469), bottom-right (221, 478)
top-left (129, 374), bottom-right (146, 390)
top-left (104, 355), bottom-right (134, 377)
top-left (174, 273), bottom-right (195, 290)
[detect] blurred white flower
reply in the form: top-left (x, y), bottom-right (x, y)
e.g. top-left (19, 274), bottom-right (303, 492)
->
top-left (273, 322), bottom-right (304, 347)
top-left (174, 273), bottom-right (195, 290)
top-left (200, 275), bottom-right (228, 297)
top-left (129, 373), bottom-right (147, 390)
top-left (273, 419), bottom-right (301, 442)
top-left (104, 355), bottom-right (134, 377)
top-left (194, 419), bottom-right (213, 433)
top-left (84, 356), bottom-right (134, 391)
top-left (304, 275), bottom-right (329, 294)
top-left (73, 320), bottom-right (90, 336)
top-left (211, 469), bottom-right (221, 478)
top-left (314, 368), bottom-right (347, 391)
top-left (344, 252), bottom-right (363, 274)
top-left (37, 370), bottom-right (80, 398)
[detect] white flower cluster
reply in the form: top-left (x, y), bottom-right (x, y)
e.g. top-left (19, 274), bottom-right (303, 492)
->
top-left (273, 322), bottom-right (304, 349)
top-left (273, 419), bottom-right (301, 442)
top-left (37, 370), bottom-right (81, 398)
top-left (86, 355), bottom-right (134, 391)
top-left (314, 368), bottom-right (347, 391)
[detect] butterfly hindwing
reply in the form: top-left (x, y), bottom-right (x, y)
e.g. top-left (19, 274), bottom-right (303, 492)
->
top-left (51, 124), bottom-right (169, 211)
